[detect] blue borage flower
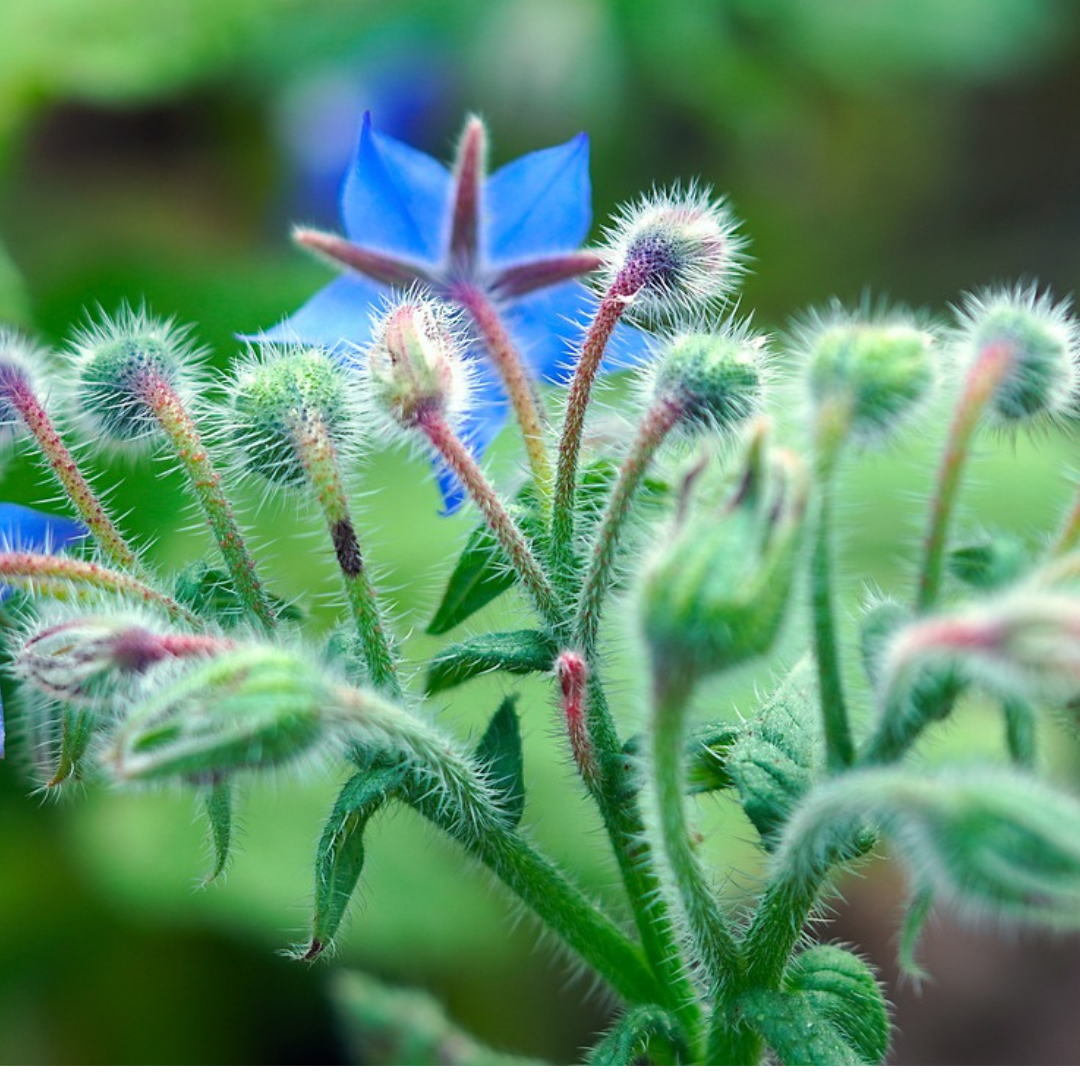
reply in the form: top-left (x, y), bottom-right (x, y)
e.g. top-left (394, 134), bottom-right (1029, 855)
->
top-left (251, 112), bottom-right (647, 512)
top-left (0, 503), bottom-right (88, 757)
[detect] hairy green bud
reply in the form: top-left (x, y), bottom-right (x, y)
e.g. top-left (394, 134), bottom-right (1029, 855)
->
top-left (649, 322), bottom-right (766, 436)
top-left (956, 285), bottom-right (1079, 425)
top-left (227, 345), bottom-right (360, 487)
top-left (642, 426), bottom-right (807, 684)
top-left (801, 305), bottom-right (935, 441)
top-left (109, 645), bottom-right (330, 782)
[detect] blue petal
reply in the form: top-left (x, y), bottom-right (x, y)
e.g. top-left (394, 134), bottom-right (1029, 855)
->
top-left (434, 398), bottom-right (509, 516)
top-left (248, 275), bottom-right (388, 353)
top-left (341, 112), bottom-right (451, 264)
top-left (502, 281), bottom-right (596, 384)
top-left (485, 134), bottom-right (592, 261)
top-left (0, 503), bottom-right (87, 551)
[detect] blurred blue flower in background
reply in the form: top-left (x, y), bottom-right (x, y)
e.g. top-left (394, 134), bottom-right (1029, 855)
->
top-left (256, 111), bottom-right (643, 511)
top-left (0, 502), bottom-right (87, 757)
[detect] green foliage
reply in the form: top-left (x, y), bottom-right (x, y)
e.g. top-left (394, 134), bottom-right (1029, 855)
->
top-left (425, 630), bottom-right (557, 694)
top-left (739, 987), bottom-right (861, 1066)
top-left (474, 696), bottom-right (526, 829)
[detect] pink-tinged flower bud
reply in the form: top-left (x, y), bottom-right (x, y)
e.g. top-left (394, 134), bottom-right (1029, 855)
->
top-left (17, 614), bottom-right (225, 702)
top-left (555, 651), bottom-right (596, 783)
top-left (954, 285), bottom-right (1079, 426)
top-left (602, 184), bottom-right (744, 320)
top-left (364, 295), bottom-right (472, 429)
top-left (0, 329), bottom-right (50, 428)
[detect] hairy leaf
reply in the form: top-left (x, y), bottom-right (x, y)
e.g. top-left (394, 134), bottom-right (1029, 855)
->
top-left (425, 630), bottom-right (557, 694)
top-left (586, 1005), bottom-right (687, 1065)
top-left (740, 987), bottom-right (860, 1066)
top-left (475, 696), bottom-right (526, 828)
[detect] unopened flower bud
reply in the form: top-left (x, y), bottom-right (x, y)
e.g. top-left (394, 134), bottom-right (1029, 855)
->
top-left (109, 645), bottom-right (331, 782)
top-left (17, 614), bottom-right (224, 702)
top-left (227, 345), bottom-right (360, 486)
top-left (642, 425), bottom-right (808, 684)
top-left (365, 296), bottom-right (471, 428)
top-left (603, 185), bottom-right (744, 319)
top-left (955, 285), bottom-right (1079, 424)
top-left (650, 323), bottom-right (766, 436)
top-left (801, 306), bottom-right (936, 441)
top-left (66, 304), bottom-right (202, 444)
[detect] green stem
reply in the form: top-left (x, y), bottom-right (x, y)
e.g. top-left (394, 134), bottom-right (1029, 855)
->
top-left (740, 873), bottom-right (825, 990)
top-left (147, 380), bottom-right (276, 632)
top-left (576, 396), bottom-right (681, 654)
top-left (811, 404), bottom-right (854, 770)
top-left (649, 676), bottom-right (743, 999)
top-left (292, 415), bottom-right (400, 695)
top-left (8, 377), bottom-right (139, 571)
top-left (417, 407), bottom-right (561, 627)
top-left (916, 342), bottom-right (1013, 611)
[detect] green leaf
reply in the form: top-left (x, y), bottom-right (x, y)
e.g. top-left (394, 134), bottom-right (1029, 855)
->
top-left (785, 944), bottom-right (890, 1064)
top-left (200, 780), bottom-right (233, 884)
top-left (726, 658), bottom-right (824, 847)
top-left (740, 987), bottom-right (860, 1066)
top-left (685, 717), bottom-right (742, 794)
top-left (898, 887), bottom-right (933, 983)
top-left (475, 697), bottom-right (526, 829)
top-left (586, 1005), bottom-right (687, 1065)
top-left (305, 759), bottom-right (410, 958)
top-left (948, 535), bottom-right (1029, 590)
top-left (175, 560), bottom-right (304, 627)
top-left (425, 630), bottom-right (557, 694)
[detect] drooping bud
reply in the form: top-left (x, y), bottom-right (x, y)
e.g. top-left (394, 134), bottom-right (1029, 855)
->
top-left (364, 295), bottom-right (472, 429)
top-left (17, 614), bottom-right (225, 703)
top-left (602, 184), bottom-right (744, 320)
top-left (227, 345), bottom-right (361, 487)
top-left (555, 651), bottom-right (596, 783)
top-left (799, 304), bottom-right (936, 442)
top-left (641, 424), bottom-right (808, 686)
top-left (65, 304), bottom-right (204, 445)
top-left (954, 285), bottom-right (1079, 425)
top-left (648, 321), bottom-right (767, 436)
top-left (109, 645), bottom-right (331, 782)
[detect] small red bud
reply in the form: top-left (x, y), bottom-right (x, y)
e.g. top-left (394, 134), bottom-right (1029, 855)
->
top-left (555, 651), bottom-right (597, 783)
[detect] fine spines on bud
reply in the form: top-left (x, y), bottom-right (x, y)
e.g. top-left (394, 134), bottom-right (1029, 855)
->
top-left (63, 302), bottom-right (206, 448)
top-left (225, 343), bottom-right (364, 488)
top-left (646, 319), bottom-right (768, 437)
top-left (796, 301), bottom-right (937, 444)
top-left (0, 328), bottom-right (52, 428)
top-left (362, 292), bottom-right (474, 433)
top-left (952, 284), bottom-right (1079, 426)
top-left (601, 184), bottom-right (745, 321)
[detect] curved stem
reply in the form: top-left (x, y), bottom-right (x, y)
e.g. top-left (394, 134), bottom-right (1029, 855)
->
top-left (146, 380), bottom-right (277, 632)
top-left (453, 284), bottom-right (553, 506)
top-left (576, 396), bottom-right (681, 654)
top-left (292, 415), bottom-right (400, 695)
top-left (417, 408), bottom-right (561, 627)
top-left (916, 343), bottom-right (1013, 611)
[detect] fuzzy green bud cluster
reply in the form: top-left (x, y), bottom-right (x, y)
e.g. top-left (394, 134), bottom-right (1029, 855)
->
top-left (109, 645), bottom-right (332, 782)
top-left (955, 286), bottom-right (1079, 425)
top-left (649, 324), bottom-right (766, 436)
top-left (642, 427), bottom-right (808, 685)
top-left (227, 345), bottom-right (360, 487)
top-left (803, 308), bottom-right (935, 441)
top-left (365, 297), bottom-right (471, 429)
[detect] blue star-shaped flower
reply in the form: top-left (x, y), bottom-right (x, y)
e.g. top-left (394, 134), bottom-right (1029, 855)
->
top-left (0, 502), bottom-right (87, 757)
top-left (255, 112), bottom-right (643, 511)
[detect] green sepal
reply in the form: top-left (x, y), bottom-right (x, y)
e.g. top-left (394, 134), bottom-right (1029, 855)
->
top-left (46, 703), bottom-right (98, 788)
top-left (200, 780), bottom-right (233, 884)
top-left (685, 717), bottom-right (742, 794)
top-left (586, 1005), bottom-right (688, 1065)
top-left (475, 696), bottom-right (526, 829)
top-left (948, 535), bottom-right (1029, 591)
top-left (305, 758), bottom-right (410, 958)
top-left (784, 944), bottom-right (890, 1064)
top-left (740, 987), bottom-right (860, 1065)
top-left (726, 658), bottom-right (823, 847)
top-left (425, 630), bottom-right (557, 694)
top-left (175, 560), bottom-right (304, 627)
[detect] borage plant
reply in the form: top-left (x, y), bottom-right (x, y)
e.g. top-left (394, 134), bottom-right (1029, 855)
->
top-left (4, 114), bottom-right (1080, 1066)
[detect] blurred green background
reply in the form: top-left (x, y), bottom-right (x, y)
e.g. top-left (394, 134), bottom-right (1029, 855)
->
top-left (3, 0), bottom-right (1080, 1064)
